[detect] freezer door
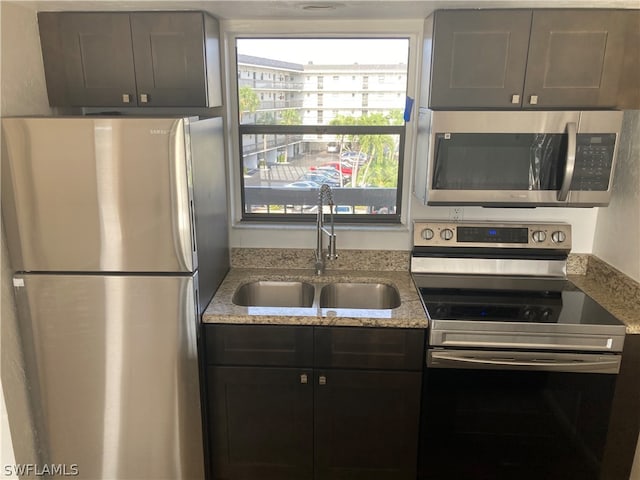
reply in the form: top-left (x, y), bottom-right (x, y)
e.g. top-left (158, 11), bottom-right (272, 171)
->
top-left (1, 117), bottom-right (195, 272)
top-left (14, 273), bottom-right (204, 480)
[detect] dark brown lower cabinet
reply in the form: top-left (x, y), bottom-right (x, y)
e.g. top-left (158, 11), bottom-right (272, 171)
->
top-left (314, 369), bottom-right (422, 480)
top-left (205, 325), bottom-right (424, 480)
top-left (207, 366), bottom-right (314, 480)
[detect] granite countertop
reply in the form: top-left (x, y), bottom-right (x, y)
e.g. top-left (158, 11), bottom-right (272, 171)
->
top-left (568, 256), bottom-right (640, 335)
top-left (203, 268), bottom-right (428, 329)
top-left (204, 249), bottom-right (639, 334)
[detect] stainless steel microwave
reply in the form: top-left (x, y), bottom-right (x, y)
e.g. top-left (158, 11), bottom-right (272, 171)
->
top-left (414, 110), bottom-right (623, 207)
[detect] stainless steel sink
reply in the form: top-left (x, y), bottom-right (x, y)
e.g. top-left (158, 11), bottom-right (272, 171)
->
top-left (319, 282), bottom-right (401, 309)
top-left (232, 281), bottom-right (315, 308)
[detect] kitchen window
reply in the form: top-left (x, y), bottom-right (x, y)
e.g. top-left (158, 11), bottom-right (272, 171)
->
top-left (236, 37), bottom-right (409, 223)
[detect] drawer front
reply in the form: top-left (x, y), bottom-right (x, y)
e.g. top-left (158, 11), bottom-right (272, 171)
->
top-left (314, 327), bottom-right (425, 371)
top-left (206, 325), bottom-right (314, 367)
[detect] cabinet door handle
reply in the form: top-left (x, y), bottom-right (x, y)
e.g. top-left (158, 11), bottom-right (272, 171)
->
top-left (122, 94), bottom-right (131, 104)
top-left (529, 95), bottom-right (539, 105)
top-left (300, 374), bottom-right (308, 384)
top-left (511, 94), bottom-right (520, 104)
top-left (318, 375), bottom-right (327, 385)
top-left (140, 93), bottom-right (149, 104)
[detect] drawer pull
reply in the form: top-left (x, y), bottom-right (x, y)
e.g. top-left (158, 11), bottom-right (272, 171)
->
top-left (318, 375), bottom-right (327, 385)
top-left (300, 374), bottom-right (308, 384)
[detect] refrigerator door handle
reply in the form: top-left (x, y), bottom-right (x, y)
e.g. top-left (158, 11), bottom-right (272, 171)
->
top-left (169, 120), bottom-right (196, 270)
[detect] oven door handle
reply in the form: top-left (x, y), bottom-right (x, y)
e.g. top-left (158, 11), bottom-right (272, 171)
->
top-left (428, 351), bottom-right (621, 374)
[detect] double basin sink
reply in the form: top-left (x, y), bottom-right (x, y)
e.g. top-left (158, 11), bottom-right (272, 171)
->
top-left (232, 280), bottom-right (401, 310)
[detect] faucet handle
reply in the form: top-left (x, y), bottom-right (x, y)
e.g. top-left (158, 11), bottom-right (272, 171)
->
top-left (327, 233), bottom-right (338, 260)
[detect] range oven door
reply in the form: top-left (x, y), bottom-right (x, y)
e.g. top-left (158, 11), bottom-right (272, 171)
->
top-left (419, 349), bottom-right (620, 480)
top-left (424, 110), bottom-right (622, 207)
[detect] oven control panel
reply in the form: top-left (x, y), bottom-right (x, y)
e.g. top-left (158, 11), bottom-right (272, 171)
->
top-left (413, 221), bottom-right (572, 250)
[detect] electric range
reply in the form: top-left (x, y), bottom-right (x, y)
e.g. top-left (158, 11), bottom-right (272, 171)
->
top-left (412, 221), bottom-right (627, 480)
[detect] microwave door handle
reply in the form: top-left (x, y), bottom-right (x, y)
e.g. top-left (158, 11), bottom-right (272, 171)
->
top-left (558, 122), bottom-right (577, 202)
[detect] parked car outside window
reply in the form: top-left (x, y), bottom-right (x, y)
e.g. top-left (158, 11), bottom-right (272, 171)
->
top-left (310, 162), bottom-right (353, 176)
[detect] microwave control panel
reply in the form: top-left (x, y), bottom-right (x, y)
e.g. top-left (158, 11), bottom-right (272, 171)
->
top-left (571, 134), bottom-right (616, 191)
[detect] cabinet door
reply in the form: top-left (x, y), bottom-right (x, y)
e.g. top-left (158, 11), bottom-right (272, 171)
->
top-left (523, 10), bottom-right (626, 108)
top-left (429, 10), bottom-right (532, 109)
top-left (207, 366), bottom-right (313, 480)
top-left (38, 12), bottom-right (138, 107)
top-left (314, 370), bottom-right (421, 480)
top-left (130, 12), bottom-right (208, 107)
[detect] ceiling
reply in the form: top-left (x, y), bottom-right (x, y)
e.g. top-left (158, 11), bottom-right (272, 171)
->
top-left (7, 0), bottom-right (640, 20)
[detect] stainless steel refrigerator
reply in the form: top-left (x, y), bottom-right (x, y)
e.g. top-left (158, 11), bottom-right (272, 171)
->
top-left (1, 116), bottom-right (229, 479)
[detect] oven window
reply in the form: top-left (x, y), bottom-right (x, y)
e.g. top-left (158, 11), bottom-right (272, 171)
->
top-left (419, 368), bottom-right (616, 480)
top-left (432, 133), bottom-right (567, 190)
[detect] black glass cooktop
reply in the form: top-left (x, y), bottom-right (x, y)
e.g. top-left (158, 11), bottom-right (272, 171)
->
top-left (417, 278), bottom-right (624, 327)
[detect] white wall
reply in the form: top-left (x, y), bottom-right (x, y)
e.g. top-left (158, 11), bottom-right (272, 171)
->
top-left (594, 111), bottom-right (640, 282)
top-left (0, 1), bottom-right (52, 473)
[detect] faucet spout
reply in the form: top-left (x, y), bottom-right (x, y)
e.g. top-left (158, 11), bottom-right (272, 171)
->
top-left (315, 184), bottom-right (338, 275)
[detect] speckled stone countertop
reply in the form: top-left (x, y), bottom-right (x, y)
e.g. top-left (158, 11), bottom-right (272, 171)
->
top-left (568, 256), bottom-right (640, 335)
top-left (203, 267), bottom-right (428, 329)
top-left (204, 249), bottom-right (639, 333)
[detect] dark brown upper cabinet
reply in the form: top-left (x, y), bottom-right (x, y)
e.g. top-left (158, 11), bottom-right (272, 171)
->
top-left (427, 9), bottom-right (627, 109)
top-left (38, 11), bottom-right (222, 108)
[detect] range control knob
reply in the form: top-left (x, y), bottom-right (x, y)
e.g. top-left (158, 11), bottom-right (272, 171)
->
top-left (522, 308), bottom-right (537, 321)
top-left (421, 228), bottom-right (434, 241)
top-left (551, 231), bottom-right (567, 243)
top-left (440, 228), bottom-right (454, 241)
top-left (531, 230), bottom-right (547, 243)
top-left (540, 309), bottom-right (553, 322)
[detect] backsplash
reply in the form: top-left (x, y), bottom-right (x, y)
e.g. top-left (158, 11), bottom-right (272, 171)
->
top-left (232, 248), bottom-right (590, 274)
top-left (231, 248), bottom-right (410, 271)
top-left (567, 253), bottom-right (590, 275)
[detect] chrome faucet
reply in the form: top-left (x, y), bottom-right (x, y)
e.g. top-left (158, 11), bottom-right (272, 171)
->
top-left (315, 184), bottom-right (338, 275)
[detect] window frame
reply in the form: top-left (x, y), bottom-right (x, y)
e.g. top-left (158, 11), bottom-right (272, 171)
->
top-left (234, 36), bottom-right (411, 224)
top-left (238, 124), bottom-right (407, 223)
top-left (223, 22), bottom-right (422, 230)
